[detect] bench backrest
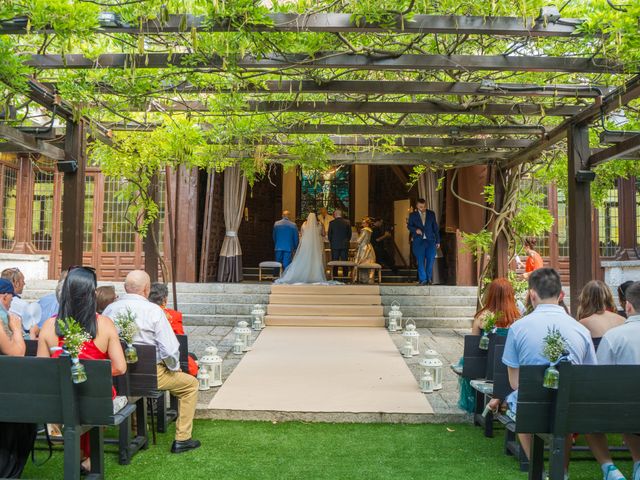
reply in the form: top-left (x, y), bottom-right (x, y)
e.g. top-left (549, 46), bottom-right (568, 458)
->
top-left (516, 363), bottom-right (640, 434)
top-left (462, 335), bottom-right (487, 379)
top-left (491, 344), bottom-right (513, 400)
top-left (176, 334), bottom-right (189, 373)
top-left (485, 334), bottom-right (506, 382)
top-left (121, 343), bottom-right (158, 397)
top-left (24, 339), bottom-right (38, 357)
top-left (0, 355), bottom-right (115, 426)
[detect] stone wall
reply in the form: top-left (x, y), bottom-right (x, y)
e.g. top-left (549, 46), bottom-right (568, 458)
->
top-left (0, 253), bottom-right (49, 281)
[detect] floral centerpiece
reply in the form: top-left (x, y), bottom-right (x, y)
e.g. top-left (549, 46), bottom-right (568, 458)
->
top-left (114, 308), bottom-right (139, 364)
top-left (478, 311), bottom-right (501, 350)
top-left (542, 326), bottom-right (568, 389)
top-left (57, 317), bottom-right (91, 384)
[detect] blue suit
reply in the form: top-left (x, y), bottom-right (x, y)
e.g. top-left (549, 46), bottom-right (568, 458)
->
top-left (407, 209), bottom-right (440, 284)
top-left (273, 218), bottom-right (299, 270)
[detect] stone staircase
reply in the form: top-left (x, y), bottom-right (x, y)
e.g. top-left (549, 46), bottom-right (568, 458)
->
top-left (266, 285), bottom-right (385, 327)
top-left (22, 281), bottom-right (476, 329)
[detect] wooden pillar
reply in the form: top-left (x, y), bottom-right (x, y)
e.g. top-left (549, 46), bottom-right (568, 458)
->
top-left (11, 154), bottom-right (35, 253)
top-left (354, 165), bottom-right (369, 221)
top-left (282, 168), bottom-right (298, 219)
top-left (615, 176), bottom-right (639, 260)
top-left (567, 124), bottom-right (593, 316)
top-left (144, 173), bottom-right (160, 282)
top-left (493, 166), bottom-right (509, 279)
top-left (61, 121), bottom-right (86, 269)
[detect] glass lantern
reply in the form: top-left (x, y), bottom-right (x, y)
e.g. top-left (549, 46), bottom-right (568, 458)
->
top-left (251, 304), bottom-right (266, 331)
top-left (237, 320), bottom-right (253, 351)
top-left (197, 365), bottom-right (210, 391)
top-left (233, 336), bottom-right (244, 355)
top-left (71, 357), bottom-right (88, 384)
top-left (200, 346), bottom-right (223, 387)
top-left (401, 339), bottom-right (413, 358)
top-left (420, 356), bottom-right (444, 391)
top-left (419, 370), bottom-right (434, 393)
top-left (124, 343), bottom-right (138, 364)
top-left (402, 319), bottom-right (420, 356)
top-left (388, 301), bottom-right (403, 333)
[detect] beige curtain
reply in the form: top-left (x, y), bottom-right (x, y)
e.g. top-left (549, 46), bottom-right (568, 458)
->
top-left (217, 165), bottom-right (247, 282)
top-left (418, 170), bottom-right (444, 282)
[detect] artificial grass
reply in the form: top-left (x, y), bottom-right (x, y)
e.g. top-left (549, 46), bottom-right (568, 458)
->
top-left (22, 420), bottom-right (632, 479)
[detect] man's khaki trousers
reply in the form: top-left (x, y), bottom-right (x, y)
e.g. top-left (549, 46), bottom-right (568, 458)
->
top-left (156, 364), bottom-right (199, 441)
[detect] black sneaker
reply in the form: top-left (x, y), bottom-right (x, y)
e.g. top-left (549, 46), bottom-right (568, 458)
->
top-left (171, 438), bottom-right (201, 454)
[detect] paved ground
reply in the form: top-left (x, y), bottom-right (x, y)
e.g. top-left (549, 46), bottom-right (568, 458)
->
top-left (185, 325), bottom-right (470, 422)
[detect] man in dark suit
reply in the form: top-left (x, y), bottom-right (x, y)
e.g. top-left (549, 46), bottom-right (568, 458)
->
top-left (327, 209), bottom-right (352, 278)
top-left (407, 198), bottom-right (440, 285)
top-left (273, 210), bottom-right (299, 273)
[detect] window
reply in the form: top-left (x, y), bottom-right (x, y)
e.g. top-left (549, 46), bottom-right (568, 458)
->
top-left (521, 180), bottom-right (550, 257)
top-left (32, 170), bottom-right (55, 251)
top-left (557, 190), bottom-right (569, 257)
top-left (1, 168), bottom-right (18, 250)
top-left (300, 166), bottom-right (350, 220)
top-left (102, 177), bottom-right (135, 252)
top-left (83, 176), bottom-right (95, 253)
top-left (597, 186), bottom-right (619, 257)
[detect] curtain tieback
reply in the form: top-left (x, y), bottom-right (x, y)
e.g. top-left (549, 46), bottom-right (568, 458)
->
top-left (226, 231), bottom-right (238, 237)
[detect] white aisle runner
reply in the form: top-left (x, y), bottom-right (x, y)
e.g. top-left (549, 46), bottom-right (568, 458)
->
top-left (208, 326), bottom-right (433, 414)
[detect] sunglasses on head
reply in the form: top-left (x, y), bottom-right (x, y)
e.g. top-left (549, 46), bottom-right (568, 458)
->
top-left (67, 265), bottom-right (97, 279)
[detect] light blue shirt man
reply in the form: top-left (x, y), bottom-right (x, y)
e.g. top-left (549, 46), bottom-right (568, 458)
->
top-left (597, 315), bottom-right (640, 365)
top-left (37, 293), bottom-right (58, 327)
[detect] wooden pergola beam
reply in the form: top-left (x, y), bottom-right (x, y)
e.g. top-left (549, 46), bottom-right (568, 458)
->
top-left (118, 99), bottom-right (585, 116)
top-left (0, 124), bottom-right (65, 160)
top-left (25, 53), bottom-right (625, 74)
top-left (1, 13), bottom-right (589, 37)
top-left (588, 134), bottom-right (640, 167)
top-left (88, 80), bottom-right (610, 98)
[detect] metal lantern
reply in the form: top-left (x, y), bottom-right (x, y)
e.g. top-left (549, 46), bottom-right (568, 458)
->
top-left (401, 339), bottom-right (413, 358)
top-left (251, 304), bottom-right (266, 331)
top-left (388, 301), bottom-right (403, 333)
top-left (200, 346), bottom-right (223, 387)
top-left (402, 319), bottom-right (420, 356)
top-left (237, 320), bottom-right (253, 351)
top-left (233, 336), bottom-right (245, 355)
top-left (420, 356), bottom-right (444, 391)
top-left (419, 370), bottom-right (434, 394)
top-left (197, 365), bottom-right (210, 391)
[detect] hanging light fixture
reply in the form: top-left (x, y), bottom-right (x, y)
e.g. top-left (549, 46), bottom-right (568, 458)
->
top-left (402, 319), bottom-right (420, 356)
top-left (200, 346), bottom-right (223, 387)
top-left (388, 300), bottom-right (403, 332)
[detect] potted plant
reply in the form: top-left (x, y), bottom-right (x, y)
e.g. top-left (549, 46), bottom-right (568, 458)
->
top-left (542, 326), bottom-right (568, 389)
top-left (114, 308), bottom-right (139, 364)
top-left (57, 317), bottom-right (91, 384)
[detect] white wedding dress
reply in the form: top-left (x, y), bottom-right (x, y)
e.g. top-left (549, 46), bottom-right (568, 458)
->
top-left (275, 213), bottom-right (327, 284)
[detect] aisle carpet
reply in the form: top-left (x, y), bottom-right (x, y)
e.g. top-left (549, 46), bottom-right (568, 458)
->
top-left (208, 326), bottom-right (433, 414)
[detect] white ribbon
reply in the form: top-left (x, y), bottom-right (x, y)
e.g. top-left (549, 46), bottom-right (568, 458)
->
top-left (226, 231), bottom-right (238, 237)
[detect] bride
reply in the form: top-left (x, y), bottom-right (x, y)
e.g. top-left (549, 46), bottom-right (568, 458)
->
top-left (275, 212), bottom-right (326, 284)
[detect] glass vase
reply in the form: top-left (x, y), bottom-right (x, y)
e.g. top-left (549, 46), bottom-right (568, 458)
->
top-left (543, 365), bottom-right (560, 389)
top-left (124, 344), bottom-right (138, 364)
top-left (479, 333), bottom-right (490, 350)
top-left (71, 357), bottom-right (88, 384)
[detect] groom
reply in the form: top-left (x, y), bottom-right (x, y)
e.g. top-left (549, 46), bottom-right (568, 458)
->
top-left (273, 210), bottom-right (299, 273)
top-left (407, 199), bottom-right (440, 286)
top-left (327, 209), bottom-right (351, 278)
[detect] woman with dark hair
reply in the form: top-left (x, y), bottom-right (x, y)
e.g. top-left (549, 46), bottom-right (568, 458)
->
top-left (578, 280), bottom-right (625, 351)
top-left (617, 280), bottom-right (634, 317)
top-left (522, 238), bottom-right (544, 280)
top-left (96, 285), bottom-right (117, 314)
top-left (37, 267), bottom-right (126, 473)
top-left (471, 278), bottom-right (521, 335)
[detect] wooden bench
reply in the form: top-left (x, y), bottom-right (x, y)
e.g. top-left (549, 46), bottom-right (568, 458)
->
top-left (0, 355), bottom-right (135, 479)
top-left (327, 260), bottom-right (357, 281)
top-left (355, 262), bottom-right (382, 284)
top-left (516, 363), bottom-right (640, 480)
top-left (258, 261), bottom-right (282, 282)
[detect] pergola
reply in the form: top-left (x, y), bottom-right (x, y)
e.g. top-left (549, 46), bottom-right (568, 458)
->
top-left (1, 5), bottom-right (639, 312)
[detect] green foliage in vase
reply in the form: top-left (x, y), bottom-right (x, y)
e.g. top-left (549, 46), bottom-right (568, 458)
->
top-left (482, 311), bottom-right (501, 332)
top-left (57, 317), bottom-right (91, 359)
top-left (542, 326), bottom-right (568, 364)
top-left (113, 308), bottom-right (139, 345)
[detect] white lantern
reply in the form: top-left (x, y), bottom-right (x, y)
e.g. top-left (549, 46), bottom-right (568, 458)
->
top-left (197, 365), bottom-right (210, 391)
top-left (419, 370), bottom-right (434, 393)
top-left (200, 346), bottom-right (223, 387)
top-left (401, 339), bottom-right (413, 358)
top-left (402, 319), bottom-right (420, 356)
top-left (236, 320), bottom-right (253, 351)
top-left (233, 336), bottom-right (245, 355)
top-left (251, 304), bottom-right (265, 330)
top-left (388, 301), bottom-right (403, 333)
top-left (420, 356), bottom-right (444, 391)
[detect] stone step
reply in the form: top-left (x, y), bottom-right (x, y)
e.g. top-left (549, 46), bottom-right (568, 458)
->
top-left (381, 295), bottom-right (476, 306)
top-left (267, 304), bottom-right (384, 317)
top-left (271, 284), bottom-right (379, 295)
top-left (265, 315), bottom-right (385, 327)
top-left (382, 306), bottom-right (475, 318)
top-left (183, 314), bottom-right (251, 326)
top-left (381, 285), bottom-right (478, 296)
top-left (169, 293), bottom-right (270, 304)
top-left (269, 294), bottom-right (381, 305)
top-left (179, 303), bottom-right (261, 315)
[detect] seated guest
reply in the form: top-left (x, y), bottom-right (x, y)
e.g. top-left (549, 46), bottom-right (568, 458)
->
top-left (502, 268), bottom-right (596, 477)
top-left (584, 281), bottom-right (640, 480)
top-left (1, 268), bottom-right (37, 338)
top-left (103, 270), bottom-right (200, 454)
top-left (0, 278), bottom-right (25, 356)
top-left (617, 280), bottom-right (634, 317)
top-left (148, 282), bottom-right (198, 377)
top-left (577, 280), bottom-right (625, 351)
top-left (36, 270), bottom-right (68, 327)
top-left (96, 285), bottom-right (117, 314)
top-left (38, 266), bottom-right (126, 473)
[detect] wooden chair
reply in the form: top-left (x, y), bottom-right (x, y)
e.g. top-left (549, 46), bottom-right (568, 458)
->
top-left (258, 261), bottom-right (282, 282)
top-left (355, 263), bottom-right (382, 283)
top-left (327, 260), bottom-right (357, 281)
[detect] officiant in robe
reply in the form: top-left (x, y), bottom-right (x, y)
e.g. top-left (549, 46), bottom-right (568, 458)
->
top-left (407, 198), bottom-right (440, 285)
top-left (273, 211), bottom-right (299, 272)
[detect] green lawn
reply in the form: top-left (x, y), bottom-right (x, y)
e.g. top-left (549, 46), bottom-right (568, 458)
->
top-left (22, 420), bottom-right (631, 479)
